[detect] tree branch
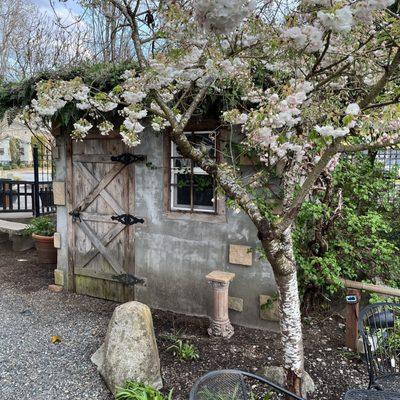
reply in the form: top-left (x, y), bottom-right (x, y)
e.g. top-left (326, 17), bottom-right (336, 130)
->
top-left (337, 136), bottom-right (400, 152)
top-left (276, 143), bottom-right (340, 236)
top-left (360, 47), bottom-right (400, 109)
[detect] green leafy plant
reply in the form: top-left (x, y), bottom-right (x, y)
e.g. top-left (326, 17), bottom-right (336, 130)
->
top-left (294, 154), bottom-right (400, 307)
top-left (116, 381), bottom-right (173, 400)
top-left (25, 216), bottom-right (56, 237)
top-left (167, 339), bottom-right (199, 361)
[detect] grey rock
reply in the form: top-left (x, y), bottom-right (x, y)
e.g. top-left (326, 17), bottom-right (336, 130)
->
top-left (91, 301), bottom-right (162, 395)
top-left (260, 365), bottom-right (315, 395)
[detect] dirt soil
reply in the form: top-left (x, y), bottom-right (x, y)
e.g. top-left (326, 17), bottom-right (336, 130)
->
top-left (0, 242), bottom-right (368, 399)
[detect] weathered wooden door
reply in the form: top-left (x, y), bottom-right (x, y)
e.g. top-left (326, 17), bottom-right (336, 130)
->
top-left (70, 138), bottom-right (144, 302)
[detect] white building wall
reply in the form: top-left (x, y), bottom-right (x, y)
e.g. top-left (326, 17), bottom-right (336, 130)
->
top-left (0, 138), bottom-right (11, 164)
top-left (19, 141), bottom-right (33, 164)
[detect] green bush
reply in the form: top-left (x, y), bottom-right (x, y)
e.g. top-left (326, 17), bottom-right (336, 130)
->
top-left (294, 154), bottom-right (400, 300)
top-left (116, 381), bottom-right (173, 400)
top-left (25, 216), bottom-right (56, 237)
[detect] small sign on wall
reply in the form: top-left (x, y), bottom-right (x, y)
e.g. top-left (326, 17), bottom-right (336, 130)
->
top-left (229, 244), bottom-right (253, 266)
top-left (53, 182), bottom-right (66, 206)
top-left (54, 232), bottom-right (61, 249)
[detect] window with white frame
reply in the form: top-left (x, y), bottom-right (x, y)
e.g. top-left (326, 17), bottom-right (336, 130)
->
top-left (0, 148), bottom-right (4, 155)
top-left (170, 131), bottom-right (217, 213)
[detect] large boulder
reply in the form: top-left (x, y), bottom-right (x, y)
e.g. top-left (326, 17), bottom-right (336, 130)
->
top-left (91, 301), bottom-right (162, 395)
top-left (259, 365), bottom-right (315, 396)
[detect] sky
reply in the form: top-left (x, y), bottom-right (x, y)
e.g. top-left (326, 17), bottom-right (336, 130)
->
top-left (31, 0), bottom-right (83, 24)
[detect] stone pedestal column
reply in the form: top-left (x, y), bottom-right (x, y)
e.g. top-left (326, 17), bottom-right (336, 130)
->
top-left (206, 270), bottom-right (235, 339)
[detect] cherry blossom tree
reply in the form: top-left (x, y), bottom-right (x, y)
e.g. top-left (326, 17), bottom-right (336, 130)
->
top-left (23, 0), bottom-right (400, 395)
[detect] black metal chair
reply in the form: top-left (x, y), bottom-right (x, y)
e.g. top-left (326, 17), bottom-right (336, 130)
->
top-left (358, 302), bottom-right (400, 391)
top-left (189, 369), bottom-right (305, 400)
top-left (344, 389), bottom-right (400, 399)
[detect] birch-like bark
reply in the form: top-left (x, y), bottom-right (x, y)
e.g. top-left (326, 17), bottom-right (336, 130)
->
top-left (263, 228), bottom-right (305, 397)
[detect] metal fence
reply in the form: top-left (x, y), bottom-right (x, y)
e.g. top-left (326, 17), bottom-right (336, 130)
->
top-left (0, 144), bottom-right (55, 216)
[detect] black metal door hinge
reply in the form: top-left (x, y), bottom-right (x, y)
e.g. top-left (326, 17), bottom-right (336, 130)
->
top-left (111, 153), bottom-right (146, 165)
top-left (69, 209), bottom-right (81, 222)
top-left (111, 214), bottom-right (144, 225)
top-left (113, 273), bottom-right (146, 286)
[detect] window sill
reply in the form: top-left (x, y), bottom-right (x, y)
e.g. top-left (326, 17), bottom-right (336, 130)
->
top-left (163, 210), bottom-right (227, 224)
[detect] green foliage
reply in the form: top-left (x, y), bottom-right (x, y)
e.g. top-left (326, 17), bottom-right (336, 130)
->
top-left (25, 216), bottom-right (56, 237)
top-left (167, 339), bottom-right (199, 361)
top-left (369, 293), bottom-right (400, 304)
top-left (116, 381), bottom-right (173, 400)
top-left (294, 154), bottom-right (400, 296)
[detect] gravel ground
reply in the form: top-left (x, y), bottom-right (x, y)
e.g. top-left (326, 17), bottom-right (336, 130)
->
top-left (0, 242), bottom-right (369, 400)
top-left (0, 243), bottom-right (115, 400)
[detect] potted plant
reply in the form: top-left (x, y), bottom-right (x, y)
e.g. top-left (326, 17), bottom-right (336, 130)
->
top-left (25, 216), bottom-right (57, 264)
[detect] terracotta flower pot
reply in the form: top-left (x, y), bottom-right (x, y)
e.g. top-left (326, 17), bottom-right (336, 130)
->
top-left (32, 233), bottom-right (57, 264)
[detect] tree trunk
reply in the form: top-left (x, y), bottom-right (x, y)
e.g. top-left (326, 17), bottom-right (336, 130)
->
top-left (263, 228), bottom-right (305, 397)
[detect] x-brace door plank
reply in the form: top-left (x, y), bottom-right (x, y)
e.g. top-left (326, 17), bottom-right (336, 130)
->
top-left (77, 219), bottom-right (125, 275)
top-left (77, 220), bottom-right (126, 269)
top-left (74, 161), bottom-right (125, 214)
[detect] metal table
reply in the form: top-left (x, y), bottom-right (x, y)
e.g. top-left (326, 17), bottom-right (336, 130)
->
top-left (344, 390), bottom-right (400, 399)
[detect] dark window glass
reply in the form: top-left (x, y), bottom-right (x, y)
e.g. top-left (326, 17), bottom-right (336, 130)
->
top-left (170, 131), bottom-right (216, 213)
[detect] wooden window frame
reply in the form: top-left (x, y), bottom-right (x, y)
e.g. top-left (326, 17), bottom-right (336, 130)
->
top-left (163, 123), bottom-right (226, 223)
top-left (170, 131), bottom-right (217, 214)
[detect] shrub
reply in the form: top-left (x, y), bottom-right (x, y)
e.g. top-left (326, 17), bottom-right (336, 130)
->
top-left (25, 216), bottom-right (56, 237)
top-left (294, 153), bottom-right (400, 304)
top-left (116, 381), bottom-right (173, 400)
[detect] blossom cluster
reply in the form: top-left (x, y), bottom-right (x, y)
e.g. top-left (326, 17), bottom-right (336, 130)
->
top-left (282, 0), bottom-right (395, 53)
top-left (224, 81), bottom-right (315, 165)
top-left (24, 0), bottom-right (399, 178)
top-left (194, 0), bottom-right (254, 34)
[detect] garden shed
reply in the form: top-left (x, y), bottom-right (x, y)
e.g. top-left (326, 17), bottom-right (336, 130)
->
top-left (51, 117), bottom-right (278, 329)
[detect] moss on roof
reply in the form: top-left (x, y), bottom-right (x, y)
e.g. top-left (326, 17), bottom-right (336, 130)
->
top-left (0, 61), bottom-right (136, 120)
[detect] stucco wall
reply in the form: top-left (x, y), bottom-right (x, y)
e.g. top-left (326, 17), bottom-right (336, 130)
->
top-left (54, 131), bottom-right (279, 330)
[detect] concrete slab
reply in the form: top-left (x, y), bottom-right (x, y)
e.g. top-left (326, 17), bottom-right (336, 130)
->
top-left (0, 219), bottom-right (27, 235)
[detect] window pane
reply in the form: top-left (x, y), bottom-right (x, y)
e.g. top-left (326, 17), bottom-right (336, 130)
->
top-left (193, 175), bottom-right (214, 208)
top-left (177, 187), bottom-right (191, 207)
top-left (173, 173), bottom-right (191, 209)
top-left (173, 158), bottom-right (191, 169)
